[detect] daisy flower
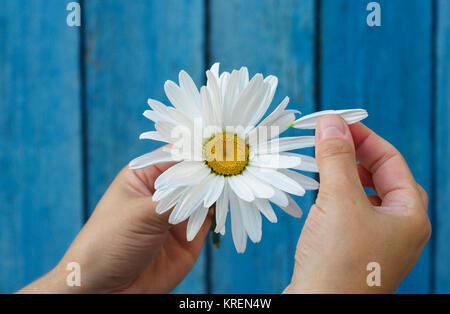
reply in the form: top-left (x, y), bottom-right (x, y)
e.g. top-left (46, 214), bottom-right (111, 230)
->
top-left (129, 63), bottom-right (368, 253)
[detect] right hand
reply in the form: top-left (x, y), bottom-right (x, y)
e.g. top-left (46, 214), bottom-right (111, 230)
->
top-left (285, 115), bottom-right (431, 293)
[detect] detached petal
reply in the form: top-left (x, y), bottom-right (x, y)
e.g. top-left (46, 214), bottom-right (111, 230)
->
top-left (293, 109), bottom-right (368, 129)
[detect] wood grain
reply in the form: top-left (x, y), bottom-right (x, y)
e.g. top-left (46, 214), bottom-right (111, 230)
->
top-left (434, 0), bottom-right (450, 294)
top-left (0, 0), bottom-right (83, 293)
top-left (320, 0), bottom-right (433, 293)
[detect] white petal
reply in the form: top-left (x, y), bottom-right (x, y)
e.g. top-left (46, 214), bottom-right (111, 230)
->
top-left (129, 150), bottom-right (175, 170)
top-left (280, 194), bottom-right (303, 218)
top-left (147, 98), bottom-right (169, 112)
top-left (219, 72), bottom-right (230, 102)
top-left (186, 206), bottom-right (209, 241)
top-left (254, 198), bottom-right (277, 223)
top-left (204, 175), bottom-right (225, 208)
top-left (179, 70), bottom-right (201, 110)
top-left (153, 186), bottom-right (176, 202)
top-left (231, 74), bottom-right (264, 126)
top-left (143, 110), bottom-right (166, 123)
top-left (240, 171), bottom-right (275, 199)
top-left (228, 175), bottom-right (255, 202)
top-left (282, 153), bottom-right (319, 172)
top-left (210, 63), bottom-right (220, 78)
top-left (238, 66), bottom-right (249, 90)
top-left (154, 120), bottom-right (177, 142)
top-left (254, 136), bottom-right (316, 154)
top-left (200, 86), bottom-right (213, 127)
top-left (164, 80), bottom-right (200, 117)
top-left (258, 96), bottom-right (290, 127)
top-left (248, 76), bottom-right (278, 126)
top-left (246, 166), bottom-right (305, 197)
top-left (223, 70), bottom-right (240, 125)
top-left (154, 161), bottom-right (210, 190)
top-left (248, 112), bottom-right (297, 143)
top-left (214, 182), bottom-right (229, 233)
top-left (139, 131), bottom-right (168, 143)
top-left (250, 154), bottom-right (302, 169)
top-left (266, 112), bottom-right (296, 138)
top-left (206, 71), bottom-right (223, 127)
top-left (279, 169), bottom-right (319, 190)
top-left (167, 107), bottom-right (194, 130)
top-left (269, 187), bottom-right (289, 207)
top-left (293, 109), bottom-right (368, 129)
top-left (169, 174), bottom-right (215, 224)
top-left (155, 187), bottom-right (185, 214)
top-left (230, 190), bottom-right (247, 253)
top-left (240, 80), bottom-right (270, 127)
top-left (238, 199), bottom-right (262, 243)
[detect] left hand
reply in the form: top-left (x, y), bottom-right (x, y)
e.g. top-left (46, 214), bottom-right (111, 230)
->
top-left (19, 163), bottom-right (212, 293)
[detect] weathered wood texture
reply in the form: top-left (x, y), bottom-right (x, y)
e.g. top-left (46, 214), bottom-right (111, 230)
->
top-left (0, 0), bottom-right (83, 293)
top-left (320, 0), bottom-right (433, 293)
top-left (435, 0), bottom-right (450, 294)
top-left (0, 0), bottom-right (448, 294)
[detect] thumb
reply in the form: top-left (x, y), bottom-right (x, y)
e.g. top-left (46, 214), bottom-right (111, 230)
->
top-left (315, 115), bottom-right (364, 197)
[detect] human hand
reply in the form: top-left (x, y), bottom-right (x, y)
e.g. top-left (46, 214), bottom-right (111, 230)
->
top-left (285, 115), bottom-right (431, 293)
top-left (19, 162), bottom-right (212, 294)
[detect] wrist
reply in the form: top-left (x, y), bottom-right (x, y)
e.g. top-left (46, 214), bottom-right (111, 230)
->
top-left (17, 263), bottom-right (88, 294)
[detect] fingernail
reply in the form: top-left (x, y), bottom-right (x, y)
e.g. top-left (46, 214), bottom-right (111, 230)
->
top-left (319, 115), bottom-right (346, 140)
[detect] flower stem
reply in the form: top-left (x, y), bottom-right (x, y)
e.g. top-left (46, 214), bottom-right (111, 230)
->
top-left (209, 219), bottom-right (220, 249)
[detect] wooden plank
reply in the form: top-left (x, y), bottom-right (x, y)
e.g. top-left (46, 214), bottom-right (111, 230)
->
top-left (83, 0), bottom-right (206, 293)
top-left (209, 0), bottom-right (316, 293)
top-left (0, 0), bottom-right (83, 292)
top-left (320, 0), bottom-right (433, 293)
top-left (434, 0), bottom-right (450, 294)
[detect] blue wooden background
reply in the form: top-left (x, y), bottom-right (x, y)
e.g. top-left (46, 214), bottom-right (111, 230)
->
top-left (0, 0), bottom-right (448, 293)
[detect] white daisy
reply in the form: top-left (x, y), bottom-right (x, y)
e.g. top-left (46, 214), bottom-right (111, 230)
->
top-left (130, 63), bottom-right (368, 253)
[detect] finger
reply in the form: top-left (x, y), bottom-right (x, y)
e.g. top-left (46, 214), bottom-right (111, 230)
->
top-left (349, 123), bottom-right (421, 208)
top-left (315, 115), bottom-right (366, 197)
top-left (127, 144), bottom-right (177, 194)
top-left (131, 162), bottom-right (177, 195)
top-left (357, 163), bottom-right (375, 189)
top-left (367, 195), bottom-right (382, 206)
top-left (171, 208), bottom-right (214, 257)
top-left (416, 183), bottom-right (429, 210)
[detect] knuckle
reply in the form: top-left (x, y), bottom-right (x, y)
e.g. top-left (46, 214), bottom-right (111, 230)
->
top-left (417, 184), bottom-right (429, 205)
top-left (409, 211), bottom-right (432, 244)
top-left (318, 138), bottom-right (354, 160)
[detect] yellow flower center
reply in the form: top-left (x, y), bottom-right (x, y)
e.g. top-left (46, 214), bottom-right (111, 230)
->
top-left (204, 133), bottom-right (249, 176)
